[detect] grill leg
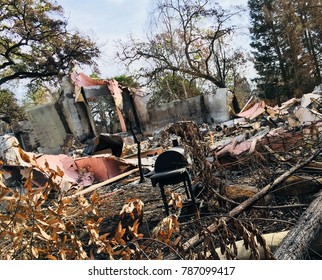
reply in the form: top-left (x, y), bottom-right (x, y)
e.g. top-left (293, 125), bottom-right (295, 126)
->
top-left (159, 183), bottom-right (170, 216)
top-left (183, 181), bottom-right (190, 199)
top-left (187, 178), bottom-right (200, 219)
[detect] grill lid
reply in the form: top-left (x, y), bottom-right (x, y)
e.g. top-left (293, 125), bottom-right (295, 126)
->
top-left (154, 146), bottom-right (189, 173)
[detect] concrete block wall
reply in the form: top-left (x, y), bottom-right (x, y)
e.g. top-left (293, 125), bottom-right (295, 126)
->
top-left (58, 78), bottom-right (96, 142)
top-left (203, 89), bottom-right (233, 124)
top-left (26, 102), bottom-right (67, 154)
top-left (140, 88), bottom-right (232, 135)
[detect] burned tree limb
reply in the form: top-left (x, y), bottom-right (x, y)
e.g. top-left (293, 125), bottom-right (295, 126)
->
top-left (273, 189), bottom-right (322, 259)
top-left (182, 145), bottom-right (322, 253)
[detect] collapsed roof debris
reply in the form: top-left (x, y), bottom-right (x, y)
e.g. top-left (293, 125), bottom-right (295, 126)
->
top-left (1, 80), bottom-right (322, 260)
top-left (0, 135), bottom-right (137, 193)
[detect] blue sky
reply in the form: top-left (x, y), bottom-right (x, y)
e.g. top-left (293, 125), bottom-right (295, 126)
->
top-left (59, 0), bottom-right (151, 39)
top-left (57, 0), bottom-right (251, 79)
top-left (57, 0), bottom-right (152, 78)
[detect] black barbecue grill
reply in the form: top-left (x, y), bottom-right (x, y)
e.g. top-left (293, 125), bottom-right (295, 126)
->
top-left (146, 147), bottom-right (198, 217)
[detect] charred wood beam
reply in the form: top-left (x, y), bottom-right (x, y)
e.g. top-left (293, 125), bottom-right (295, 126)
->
top-left (129, 122), bottom-right (145, 183)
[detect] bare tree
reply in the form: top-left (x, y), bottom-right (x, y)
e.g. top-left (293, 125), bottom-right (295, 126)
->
top-left (117, 0), bottom-right (247, 90)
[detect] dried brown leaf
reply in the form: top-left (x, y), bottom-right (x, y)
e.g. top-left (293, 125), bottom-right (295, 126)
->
top-left (59, 250), bottom-right (66, 260)
top-left (0, 188), bottom-right (10, 199)
top-left (1, 196), bottom-right (16, 201)
top-left (61, 197), bottom-right (72, 205)
top-left (172, 216), bottom-right (179, 230)
top-left (24, 171), bottom-right (33, 192)
top-left (92, 208), bottom-right (99, 216)
top-left (120, 202), bottom-right (135, 216)
top-left (115, 222), bottom-right (126, 241)
top-left (91, 191), bottom-right (98, 204)
top-left (36, 219), bottom-right (49, 227)
top-left (129, 219), bottom-right (140, 235)
top-left (99, 232), bottom-right (110, 240)
top-left (37, 225), bottom-right (52, 241)
top-left (18, 147), bottom-right (31, 163)
top-left (173, 235), bottom-right (182, 246)
top-left (135, 199), bottom-right (144, 216)
top-left (31, 246), bottom-right (39, 258)
top-left (47, 254), bottom-right (57, 260)
top-left (15, 213), bottom-right (28, 219)
top-left (56, 166), bottom-right (64, 177)
top-left (167, 226), bottom-right (174, 239)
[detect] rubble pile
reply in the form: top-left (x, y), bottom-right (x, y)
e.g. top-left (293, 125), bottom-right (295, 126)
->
top-left (1, 86), bottom-right (322, 260)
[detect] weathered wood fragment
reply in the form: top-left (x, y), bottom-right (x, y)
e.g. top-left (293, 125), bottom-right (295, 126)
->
top-left (215, 231), bottom-right (288, 260)
top-left (302, 161), bottom-right (322, 174)
top-left (273, 175), bottom-right (322, 196)
top-left (224, 185), bottom-right (259, 202)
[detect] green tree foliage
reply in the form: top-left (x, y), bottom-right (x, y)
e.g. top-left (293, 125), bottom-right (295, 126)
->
top-left (0, 0), bottom-right (100, 87)
top-left (89, 95), bottom-right (118, 134)
top-left (249, 0), bottom-right (322, 103)
top-left (22, 81), bottom-right (60, 108)
top-left (148, 72), bottom-right (201, 105)
top-left (117, 0), bottom-right (248, 97)
top-left (0, 89), bottom-right (25, 123)
top-left (113, 74), bottom-right (140, 88)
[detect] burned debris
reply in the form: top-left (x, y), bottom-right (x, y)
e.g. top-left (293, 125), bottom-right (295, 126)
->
top-left (1, 72), bottom-right (322, 260)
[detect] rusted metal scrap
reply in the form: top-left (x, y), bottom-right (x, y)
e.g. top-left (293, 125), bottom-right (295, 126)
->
top-left (0, 134), bottom-right (138, 194)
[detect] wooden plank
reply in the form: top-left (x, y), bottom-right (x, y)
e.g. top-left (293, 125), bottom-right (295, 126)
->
top-left (67, 168), bottom-right (139, 198)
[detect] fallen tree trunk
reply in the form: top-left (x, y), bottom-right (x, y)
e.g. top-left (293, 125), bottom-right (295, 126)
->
top-left (273, 190), bottom-right (322, 259)
top-left (182, 146), bottom-right (322, 252)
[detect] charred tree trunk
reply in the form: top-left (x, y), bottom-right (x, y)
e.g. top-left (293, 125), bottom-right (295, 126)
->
top-left (274, 190), bottom-right (322, 259)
